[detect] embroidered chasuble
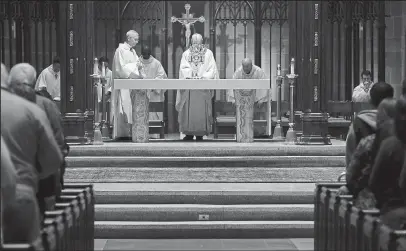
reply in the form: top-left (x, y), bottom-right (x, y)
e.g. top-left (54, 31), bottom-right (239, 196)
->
top-left (176, 44), bottom-right (219, 136)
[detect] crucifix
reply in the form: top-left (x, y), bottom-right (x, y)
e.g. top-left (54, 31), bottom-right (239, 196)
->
top-left (171, 3), bottom-right (205, 48)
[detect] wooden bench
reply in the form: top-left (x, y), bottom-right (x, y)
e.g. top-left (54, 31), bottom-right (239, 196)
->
top-left (149, 102), bottom-right (165, 139)
top-left (213, 100), bottom-right (290, 138)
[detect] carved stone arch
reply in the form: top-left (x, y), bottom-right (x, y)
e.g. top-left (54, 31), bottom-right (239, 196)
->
top-left (214, 1), bottom-right (255, 25)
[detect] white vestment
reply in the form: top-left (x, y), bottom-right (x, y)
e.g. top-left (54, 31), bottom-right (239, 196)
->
top-left (176, 45), bottom-right (219, 136)
top-left (139, 56), bottom-right (167, 121)
top-left (227, 65), bottom-right (269, 103)
top-left (111, 42), bottom-right (142, 139)
top-left (35, 65), bottom-right (60, 101)
top-left (97, 68), bottom-right (113, 102)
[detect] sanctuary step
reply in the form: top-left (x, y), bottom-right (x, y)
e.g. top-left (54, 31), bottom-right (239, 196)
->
top-left (67, 142), bottom-right (345, 239)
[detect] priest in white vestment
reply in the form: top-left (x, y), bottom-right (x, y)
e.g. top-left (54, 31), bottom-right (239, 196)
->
top-left (111, 30), bottom-right (145, 140)
top-left (140, 45), bottom-right (168, 138)
top-left (96, 56), bottom-right (113, 122)
top-left (176, 33), bottom-right (219, 141)
top-left (35, 56), bottom-right (61, 101)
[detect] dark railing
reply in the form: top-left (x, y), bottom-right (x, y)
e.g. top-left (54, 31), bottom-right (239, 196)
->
top-left (2, 184), bottom-right (95, 251)
top-left (315, 183), bottom-right (406, 251)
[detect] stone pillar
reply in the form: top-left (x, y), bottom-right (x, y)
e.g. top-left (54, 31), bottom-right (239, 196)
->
top-left (234, 90), bottom-right (255, 143)
top-left (131, 90), bottom-right (150, 143)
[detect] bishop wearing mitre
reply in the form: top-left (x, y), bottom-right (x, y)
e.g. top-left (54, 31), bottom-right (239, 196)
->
top-left (176, 33), bottom-right (219, 141)
top-left (111, 30), bottom-right (145, 140)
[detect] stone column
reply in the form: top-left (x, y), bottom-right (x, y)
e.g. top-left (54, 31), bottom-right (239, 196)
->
top-left (234, 90), bottom-right (255, 143)
top-left (131, 90), bottom-right (150, 143)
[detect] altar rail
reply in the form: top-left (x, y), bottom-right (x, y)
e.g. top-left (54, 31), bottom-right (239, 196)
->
top-left (1, 184), bottom-right (95, 251)
top-left (314, 183), bottom-right (406, 251)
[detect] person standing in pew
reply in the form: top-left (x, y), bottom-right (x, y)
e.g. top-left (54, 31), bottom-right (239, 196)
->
top-left (176, 33), bottom-right (219, 141)
top-left (352, 70), bottom-right (375, 102)
top-left (139, 45), bottom-right (168, 139)
top-left (369, 95), bottom-right (406, 229)
top-left (345, 82), bottom-right (394, 166)
top-left (1, 63), bottom-right (63, 243)
top-left (227, 58), bottom-right (269, 136)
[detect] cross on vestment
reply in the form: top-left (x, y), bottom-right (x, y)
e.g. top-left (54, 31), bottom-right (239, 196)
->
top-left (171, 3), bottom-right (205, 48)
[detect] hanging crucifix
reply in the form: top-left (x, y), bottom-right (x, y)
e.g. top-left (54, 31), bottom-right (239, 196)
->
top-left (171, 3), bottom-right (205, 48)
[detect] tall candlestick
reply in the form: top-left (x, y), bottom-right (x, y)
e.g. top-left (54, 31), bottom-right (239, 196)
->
top-left (101, 62), bottom-right (106, 77)
top-left (277, 64), bottom-right (281, 76)
top-left (290, 58), bottom-right (295, 75)
top-left (93, 58), bottom-right (98, 75)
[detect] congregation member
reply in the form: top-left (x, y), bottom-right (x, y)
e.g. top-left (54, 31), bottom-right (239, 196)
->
top-left (139, 45), bottom-right (168, 139)
top-left (340, 98), bottom-right (397, 208)
top-left (35, 56), bottom-right (61, 102)
top-left (352, 70), bottom-right (375, 102)
top-left (1, 63), bottom-right (63, 243)
top-left (111, 30), bottom-right (145, 140)
top-left (8, 63), bottom-right (67, 213)
top-left (176, 33), bottom-right (219, 141)
top-left (345, 82), bottom-right (394, 166)
top-left (369, 96), bottom-right (406, 229)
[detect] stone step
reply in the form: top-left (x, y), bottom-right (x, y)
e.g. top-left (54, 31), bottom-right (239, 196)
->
top-left (66, 156), bottom-right (345, 167)
top-left (69, 142), bottom-right (345, 157)
top-left (95, 204), bottom-right (314, 222)
top-left (65, 166), bottom-right (344, 183)
top-left (95, 221), bottom-right (314, 239)
top-left (90, 183), bottom-right (316, 204)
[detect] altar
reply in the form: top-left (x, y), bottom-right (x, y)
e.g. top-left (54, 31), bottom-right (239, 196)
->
top-left (112, 79), bottom-right (271, 143)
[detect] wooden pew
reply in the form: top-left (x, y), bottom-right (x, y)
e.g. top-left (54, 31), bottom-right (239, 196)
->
top-left (149, 102), bottom-right (165, 139)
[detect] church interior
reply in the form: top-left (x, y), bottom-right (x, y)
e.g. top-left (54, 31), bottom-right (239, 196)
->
top-left (1, 1), bottom-right (406, 250)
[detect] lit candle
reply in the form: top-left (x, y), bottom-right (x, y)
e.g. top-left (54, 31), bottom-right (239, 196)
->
top-left (101, 62), bottom-right (106, 78)
top-left (277, 64), bottom-right (281, 76)
top-left (290, 58), bottom-right (295, 75)
top-left (93, 58), bottom-right (98, 76)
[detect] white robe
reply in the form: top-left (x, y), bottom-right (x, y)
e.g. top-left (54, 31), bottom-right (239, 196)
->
top-left (35, 65), bottom-right (60, 101)
top-left (176, 47), bottom-right (219, 136)
top-left (227, 65), bottom-right (269, 103)
top-left (139, 56), bottom-right (167, 121)
top-left (111, 42), bottom-right (143, 139)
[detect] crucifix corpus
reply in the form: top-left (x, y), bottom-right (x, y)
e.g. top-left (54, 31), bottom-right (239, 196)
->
top-left (171, 3), bottom-right (205, 48)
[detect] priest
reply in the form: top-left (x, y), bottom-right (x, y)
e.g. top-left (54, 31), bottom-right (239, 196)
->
top-left (139, 45), bottom-right (168, 138)
top-left (227, 58), bottom-right (269, 140)
top-left (176, 33), bottom-right (219, 141)
top-left (111, 30), bottom-right (145, 140)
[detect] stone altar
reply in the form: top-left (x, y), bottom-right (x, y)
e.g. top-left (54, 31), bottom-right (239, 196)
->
top-left (114, 79), bottom-right (270, 143)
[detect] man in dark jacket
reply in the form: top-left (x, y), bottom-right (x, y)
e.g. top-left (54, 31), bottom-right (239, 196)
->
top-left (346, 82), bottom-right (394, 166)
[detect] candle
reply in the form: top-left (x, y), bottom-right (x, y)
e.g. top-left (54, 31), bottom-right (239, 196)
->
top-left (290, 58), bottom-right (295, 75)
top-left (101, 62), bottom-right (106, 78)
top-left (93, 58), bottom-right (98, 75)
top-left (277, 64), bottom-right (281, 76)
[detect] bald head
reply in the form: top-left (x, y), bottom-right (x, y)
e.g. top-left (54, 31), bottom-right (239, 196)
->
top-left (1, 63), bottom-right (9, 87)
top-left (9, 63), bottom-right (37, 88)
top-left (141, 45), bottom-right (151, 59)
top-left (191, 33), bottom-right (203, 45)
top-left (126, 30), bottom-right (139, 47)
top-left (242, 58), bottom-right (253, 74)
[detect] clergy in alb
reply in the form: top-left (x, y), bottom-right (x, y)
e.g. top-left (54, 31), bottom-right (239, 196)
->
top-left (111, 30), bottom-right (145, 140)
top-left (140, 45), bottom-right (167, 121)
top-left (140, 45), bottom-right (168, 139)
top-left (176, 33), bottom-right (219, 141)
top-left (35, 56), bottom-right (61, 101)
top-left (227, 58), bottom-right (268, 104)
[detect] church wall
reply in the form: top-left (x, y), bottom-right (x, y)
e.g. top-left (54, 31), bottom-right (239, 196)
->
top-left (383, 1), bottom-right (406, 98)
